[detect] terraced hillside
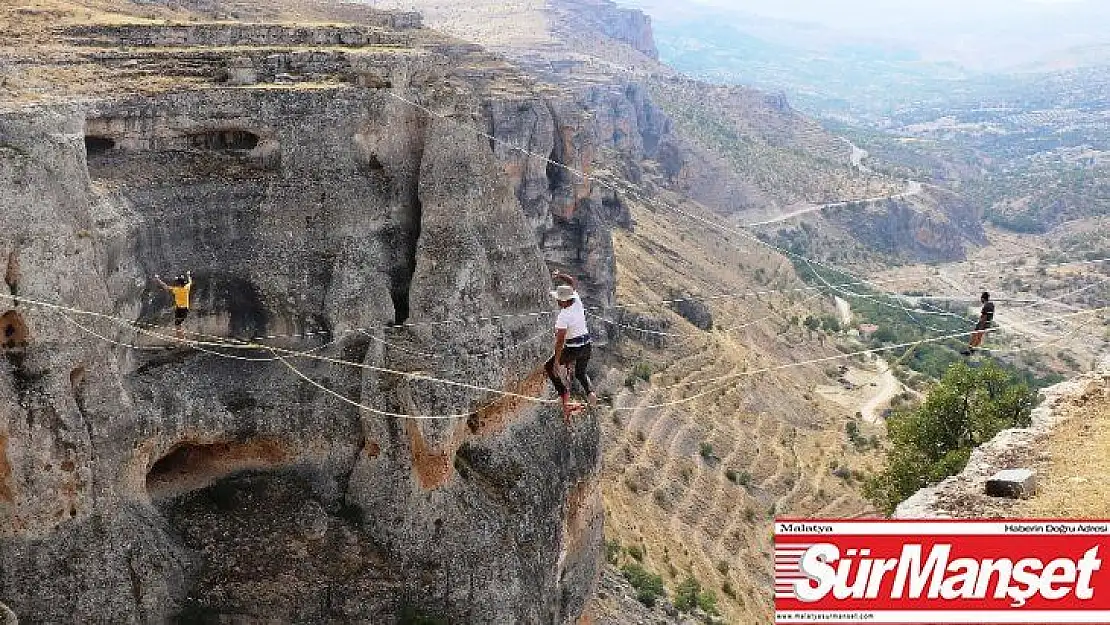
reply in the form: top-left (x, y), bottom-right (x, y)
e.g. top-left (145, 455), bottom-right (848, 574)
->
top-left (349, 1), bottom-right (906, 621)
top-left (591, 189), bottom-right (884, 622)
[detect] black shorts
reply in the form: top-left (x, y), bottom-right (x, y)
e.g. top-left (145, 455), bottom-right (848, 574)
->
top-left (174, 307), bottom-right (189, 325)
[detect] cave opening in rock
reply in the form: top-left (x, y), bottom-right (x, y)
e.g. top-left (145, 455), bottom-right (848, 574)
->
top-left (146, 439), bottom-right (287, 500)
top-left (1, 310), bottom-right (28, 350)
top-left (206, 275), bottom-right (269, 340)
top-left (389, 193), bottom-right (422, 325)
top-left (188, 130), bottom-right (260, 152)
top-left (84, 135), bottom-right (115, 157)
top-left (546, 145), bottom-right (567, 192)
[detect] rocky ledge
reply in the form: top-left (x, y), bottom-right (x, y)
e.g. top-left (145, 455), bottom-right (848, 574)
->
top-left (895, 358), bottom-right (1110, 519)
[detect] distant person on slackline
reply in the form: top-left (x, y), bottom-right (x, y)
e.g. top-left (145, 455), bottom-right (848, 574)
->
top-left (962, 291), bottom-right (995, 356)
top-left (154, 271), bottom-right (192, 341)
top-left (546, 270), bottom-right (598, 422)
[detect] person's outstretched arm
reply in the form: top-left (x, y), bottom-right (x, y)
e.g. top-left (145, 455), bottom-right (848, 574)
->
top-left (185, 271), bottom-right (193, 288)
top-left (153, 274), bottom-right (170, 291)
top-left (551, 270), bottom-right (578, 290)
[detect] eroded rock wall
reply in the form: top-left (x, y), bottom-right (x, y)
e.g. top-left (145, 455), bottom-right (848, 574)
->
top-left (0, 80), bottom-right (602, 623)
top-left (486, 82), bottom-right (670, 313)
top-left (837, 188), bottom-right (986, 263)
top-left (554, 0), bottom-right (658, 59)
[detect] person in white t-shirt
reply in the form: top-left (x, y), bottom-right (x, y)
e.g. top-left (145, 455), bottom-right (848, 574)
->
top-left (545, 271), bottom-right (597, 421)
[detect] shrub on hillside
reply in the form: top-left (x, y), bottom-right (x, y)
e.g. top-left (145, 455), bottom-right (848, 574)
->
top-left (625, 362), bottom-right (653, 388)
top-left (606, 539), bottom-right (623, 565)
top-left (864, 362), bottom-right (1036, 515)
top-left (820, 314), bottom-right (842, 333)
top-left (846, 419), bottom-right (869, 451)
top-left (674, 575), bottom-right (719, 615)
top-left (699, 442), bottom-right (715, 461)
top-left (803, 316), bottom-right (821, 332)
top-left (726, 469), bottom-right (752, 487)
top-left (672, 298), bottom-right (714, 331)
top-left (621, 563), bottom-right (665, 607)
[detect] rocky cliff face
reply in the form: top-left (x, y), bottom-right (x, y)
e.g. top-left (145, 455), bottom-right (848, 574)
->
top-left (0, 10), bottom-right (612, 623)
top-left (487, 81), bottom-right (670, 316)
top-left (835, 188), bottom-right (987, 263)
top-left (553, 0), bottom-right (659, 60)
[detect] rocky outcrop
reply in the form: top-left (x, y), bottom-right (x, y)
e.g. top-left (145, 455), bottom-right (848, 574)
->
top-left (63, 22), bottom-right (418, 47)
top-left (553, 0), bottom-right (658, 59)
top-left (486, 82), bottom-right (670, 314)
top-left (0, 17), bottom-right (607, 624)
top-left (836, 187), bottom-right (986, 263)
top-left (895, 360), bottom-right (1110, 519)
top-left (589, 566), bottom-right (701, 624)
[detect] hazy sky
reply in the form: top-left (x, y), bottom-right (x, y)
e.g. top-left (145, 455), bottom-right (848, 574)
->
top-left (632, 0), bottom-right (1110, 69)
top-left (675, 0), bottom-right (1097, 24)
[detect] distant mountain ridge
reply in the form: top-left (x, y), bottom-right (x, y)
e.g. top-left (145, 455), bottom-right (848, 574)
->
top-left (629, 0), bottom-right (1110, 118)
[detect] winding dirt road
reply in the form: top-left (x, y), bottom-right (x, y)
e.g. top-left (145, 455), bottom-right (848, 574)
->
top-left (861, 356), bottom-right (901, 424)
top-left (744, 180), bottom-right (924, 227)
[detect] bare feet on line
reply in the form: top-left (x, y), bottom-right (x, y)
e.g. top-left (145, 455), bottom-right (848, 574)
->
top-left (562, 402), bottom-right (585, 424)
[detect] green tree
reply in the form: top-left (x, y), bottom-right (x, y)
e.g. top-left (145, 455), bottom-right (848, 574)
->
top-left (803, 316), bottom-right (821, 332)
top-left (869, 326), bottom-right (897, 344)
top-left (820, 314), bottom-right (842, 333)
top-left (864, 362), bottom-right (1036, 514)
top-left (673, 575), bottom-right (700, 611)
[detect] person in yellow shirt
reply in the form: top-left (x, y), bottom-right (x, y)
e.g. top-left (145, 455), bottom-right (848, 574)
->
top-left (154, 271), bottom-right (192, 340)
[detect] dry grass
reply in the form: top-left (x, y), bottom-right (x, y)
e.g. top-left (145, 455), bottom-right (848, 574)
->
top-left (1015, 386), bottom-right (1110, 518)
top-left (369, 0), bottom-right (553, 49)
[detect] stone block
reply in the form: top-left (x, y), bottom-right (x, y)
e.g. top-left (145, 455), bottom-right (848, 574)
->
top-left (226, 57), bottom-right (256, 86)
top-left (985, 468), bottom-right (1037, 499)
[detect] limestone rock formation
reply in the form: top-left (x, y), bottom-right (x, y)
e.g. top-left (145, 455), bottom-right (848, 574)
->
top-left (487, 81), bottom-right (668, 312)
top-left (836, 188), bottom-right (987, 263)
top-left (0, 7), bottom-right (624, 623)
top-left (554, 0), bottom-right (659, 60)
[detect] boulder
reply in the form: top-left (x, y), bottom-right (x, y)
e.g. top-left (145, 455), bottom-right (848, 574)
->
top-left (985, 468), bottom-right (1037, 499)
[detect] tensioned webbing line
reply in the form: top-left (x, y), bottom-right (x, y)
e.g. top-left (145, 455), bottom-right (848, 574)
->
top-left (590, 256), bottom-right (1110, 338)
top-left (3, 291), bottom-right (1104, 419)
top-left (102, 254), bottom-right (1105, 345)
top-left (55, 304), bottom-right (537, 419)
top-left (0, 292), bottom-right (560, 407)
top-left (605, 307), bottom-right (1109, 412)
top-left (384, 90), bottom-right (938, 307)
top-left (7, 90), bottom-right (1102, 416)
